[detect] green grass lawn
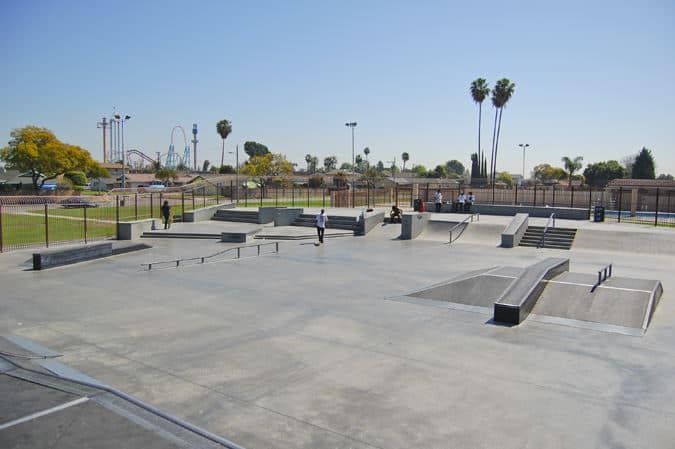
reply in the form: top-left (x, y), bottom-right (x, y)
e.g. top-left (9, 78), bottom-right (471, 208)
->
top-left (1, 213), bottom-right (115, 248)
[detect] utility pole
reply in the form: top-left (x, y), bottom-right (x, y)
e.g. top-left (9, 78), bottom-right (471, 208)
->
top-left (97, 117), bottom-right (109, 162)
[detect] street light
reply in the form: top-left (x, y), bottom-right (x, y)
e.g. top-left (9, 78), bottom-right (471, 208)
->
top-left (114, 114), bottom-right (131, 188)
top-left (518, 143), bottom-right (530, 184)
top-left (345, 122), bottom-right (357, 207)
top-left (228, 144), bottom-right (240, 203)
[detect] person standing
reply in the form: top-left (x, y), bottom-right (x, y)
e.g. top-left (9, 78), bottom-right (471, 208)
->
top-left (161, 200), bottom-right (171, 229)
top-left (434, 189), bottom-right (443, 213)
top-left (315, 209), bottom-right (327, 244)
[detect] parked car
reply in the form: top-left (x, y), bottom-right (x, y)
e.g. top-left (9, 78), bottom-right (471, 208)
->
top-left (59, 197), bottom-right (99, 208)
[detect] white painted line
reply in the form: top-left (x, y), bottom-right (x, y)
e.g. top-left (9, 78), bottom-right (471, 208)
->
top-left (0, 397), bottom-right (89, 430)
top-left (543, 280), bottom-right (652, 293)
top-left (483, 274), bottom-right (518, 279)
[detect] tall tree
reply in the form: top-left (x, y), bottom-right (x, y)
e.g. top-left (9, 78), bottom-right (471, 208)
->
top-left (470, 78), bottom-right (490, 179)
top-left (632, 147), bottom-right (656, 179)
top-left (363, 147), bottom-right (370, 161)
top-left (561, 156), bottom-right (584, 186)
top-left (446, 160), bottom-right (465, 176)
top-left (490, 78), bottom-right (516, 185)
top-left (401, 152), bottom-right (410, 172)
top-left (216, 119), bottom-right (232, 167)
top-left (155, 167), bottom-right (178, 185)
top-left (202, 160), bottom-right (210, 172)
top-left (305, 154), bottom-right (312, 173)
top-left (0, 125), bottom-right (107, 190)
top-left (243, 141), bottom-right (270, 158)
top-left (323, 155), bottom-right (337, 172)
top-left (583, 160), bottom-right (627, 186)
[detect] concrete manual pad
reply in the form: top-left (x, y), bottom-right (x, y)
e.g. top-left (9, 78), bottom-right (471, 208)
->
top-left (533, 272), bottom-right (660, 330)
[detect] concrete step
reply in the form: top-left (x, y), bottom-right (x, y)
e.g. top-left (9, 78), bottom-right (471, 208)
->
top-left (141, 232), bottom-right (221, 239)
top-left (211, 216), bottom-right (259, 223)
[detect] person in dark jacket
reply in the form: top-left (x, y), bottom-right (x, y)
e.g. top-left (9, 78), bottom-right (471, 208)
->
top-left (161, 200), bottom-right (171, 229)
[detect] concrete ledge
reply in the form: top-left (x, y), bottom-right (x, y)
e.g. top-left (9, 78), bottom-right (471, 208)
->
top-left (258, 207), bottom-right (280, 224)
top-left (493, 257), bottom-right (569, 325)
top-left (473, 204), bottom-right (589, 220)
top-left (400, 212), bottom-right (430, 240)
top-left (355, 210), bottom-right (385, 236)
top-left (221, 227), bottom-right (261, 243)
top-left (182, 203), bottom-right (234, 222)
top-left (33, 242), bottom-right (113, 270)
top-left (501, 213), bottom-right (529, 248)
top-left (274, 208), bottom-right (304, 226)
top-left (111, 242), bottom-right (152, 255)
top-left (117, 219), bottom-right (157, 240)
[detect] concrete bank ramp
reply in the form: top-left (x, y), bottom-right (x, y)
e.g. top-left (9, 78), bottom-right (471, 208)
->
top-left (574, 228), bottom-right (675, 255)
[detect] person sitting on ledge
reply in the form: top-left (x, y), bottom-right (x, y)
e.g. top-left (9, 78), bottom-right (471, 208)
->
top-left (454, 192), bottom-right (465, 212)
top-left (465, 191), bottom-right (475, 212)
top-left (390, 205), bottom-right (402, 223)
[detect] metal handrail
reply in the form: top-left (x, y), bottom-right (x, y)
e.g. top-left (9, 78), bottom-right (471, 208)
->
top-left (537, 213), bottom-right (556, 248)
top-left (143, 241), bottom-right (279, 270)
top-left (590, 263), bottom-right (613, 292)
top-left (449, 213), bottom-right (480, 244)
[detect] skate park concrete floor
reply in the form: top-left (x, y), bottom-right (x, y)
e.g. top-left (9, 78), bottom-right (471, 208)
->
top-left (1, 214), bottom-right (675, 448)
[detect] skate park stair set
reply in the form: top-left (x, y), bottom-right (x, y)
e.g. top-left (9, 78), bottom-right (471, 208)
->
top-left (290, 213), bottom-right (359, 231)
top-left (211, 209), bottom-right (260, 223)
top-left (519, 225), bottom-right (577, 249)
top-left (401, 257), bottom-right (663, 336)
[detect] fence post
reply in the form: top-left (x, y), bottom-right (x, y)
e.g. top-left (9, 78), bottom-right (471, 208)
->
top-left (44, 204), bottom-right (49, 247)
top-left (655, 187), bottom-right (660, 227)
top-left (83, 206), bottom-right (88, 244)
top-left (618, 187), bottom-right (623, 223)
top-left (551, 185), bottom-right (555, 207)
top-left (533, 184), bottom-right (537, 207)
top-left (322, 188), bottom-right (326, 207)
top-left (203, 186), bottom-right (207, 208)
top-left (570, 186), bottom-right (575, 208)
top-left (543, 187), bottom-right (546, 206)
top-left (292, 186), bottom-right (295, 207)
top-left (191, 190), bottom-right (195, 210)
top-left (395, 185), bottom-right (399, 206)
top-left (116, 195), bottom-right (120, 239)
top-left (367, 183), bottom-right (370, 208)
top-left (588, 186), bottom-right (592, 213)
top-left (426, 183), bottom-right (429, 202)
top-left (181, 192), bottom-right (185, 217)
top-left (216, 183), bottom-right (219, 204)
top-left (0, 204), bottom-right (3, 252)
top-left (275, 187), bottom-right (279, 207)
top-left (260, 184), bottom-right (263, 207)
top-left (307, 185), bottom-right (310, 207)
top-left (245, 186), bottom-right (248, 206)
top-left (514, 184), bottom-right (518, 205)
top-left (230, 180), bottom-right (233, 202)
top-left (134, 193), bottom-right (138, 220)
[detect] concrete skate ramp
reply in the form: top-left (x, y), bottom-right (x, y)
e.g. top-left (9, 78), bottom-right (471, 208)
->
top-left (531, 272), bottom-right (663, 333)
top-left (574, 228), bottom-right (675, 255)
top-left (494, 258), bottom-right (569, 325)
top-left (406, 266), bottom-right (523, 308)
top-left (418, 220), bottom-right (504, 245)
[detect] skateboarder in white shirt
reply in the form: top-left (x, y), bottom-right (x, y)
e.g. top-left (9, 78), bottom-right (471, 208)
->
top-left (315, 209), bottom-right (327, 244)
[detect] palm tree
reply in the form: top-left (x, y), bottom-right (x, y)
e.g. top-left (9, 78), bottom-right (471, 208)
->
top-left (401, 152), bottom-right (409, 172)
top-left (562, 156), bottom-right (584, 187)
top-left (363, 147), bottom-right (370, 162)
top-left (305, 154), bottom-right (312, 173)
top-left (216, 119), bottom-right (232, 167)
top-left (470, 78), bottom-right (490, 178)
top-left (489, 78), bottom-right (515, 185)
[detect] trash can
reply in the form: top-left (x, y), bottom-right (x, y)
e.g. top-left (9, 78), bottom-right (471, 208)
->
top-left (593, 205), bottom-right (605, 222)
top-left (413, 198), bottom-right (421, 211)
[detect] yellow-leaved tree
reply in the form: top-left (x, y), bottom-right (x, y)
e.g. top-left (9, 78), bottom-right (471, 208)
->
top-left (0, 126), bottom-right (108, 191)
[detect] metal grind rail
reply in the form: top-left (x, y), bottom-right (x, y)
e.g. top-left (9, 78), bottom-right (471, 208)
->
top-left (590, 263), bottom-right (613, 292)
top-left (537, 213), bottom-right (556, 248)
top-left (143, 242), bottom-right (280, 270)
top-left (448, 213), bottom-right (480, 244)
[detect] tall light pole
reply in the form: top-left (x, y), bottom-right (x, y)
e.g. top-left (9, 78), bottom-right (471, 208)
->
top-left (114, 114), bottom-right (131, 188)
top-left (228, 145), bottom-right (240, 203)
top-left (518, 143), bottom-right (530, 184)
top-left (345, 122), bottom-right (357, 207)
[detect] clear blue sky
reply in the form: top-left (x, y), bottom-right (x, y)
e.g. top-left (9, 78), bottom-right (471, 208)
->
top-left (1, 0), bottom-right (674, 176)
